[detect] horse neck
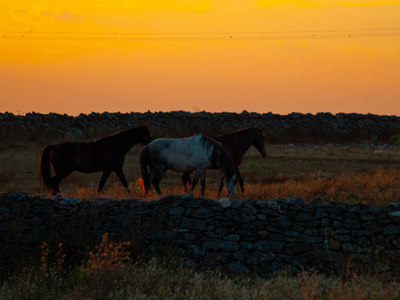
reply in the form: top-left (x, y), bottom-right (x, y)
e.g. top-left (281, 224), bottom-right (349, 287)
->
top-left (116, 129), bottom-right (141, 152)
top-left (215, 146), bottom-right (235, 180)
top-left (215, 130), bottom-right (255, 163)
top-left (238, 129), bottom-right (261, 154)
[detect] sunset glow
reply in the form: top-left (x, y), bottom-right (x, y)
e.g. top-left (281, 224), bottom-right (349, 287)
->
top-left (1, 1), bottom-right (400, 116)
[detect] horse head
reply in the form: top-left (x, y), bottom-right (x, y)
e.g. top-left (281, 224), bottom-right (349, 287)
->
top-left (139, 123), bottom-right (154, 145)
top-left (253, 126), bottom-right (267, 157)
top-left (223, 169), bottom-right (238, 195)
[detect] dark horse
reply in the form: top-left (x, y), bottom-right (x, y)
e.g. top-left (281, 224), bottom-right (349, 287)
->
top-left (40, 124), bottom-right (153, 195)
top-left (140, 134), bottom-right (238, 196)
top-left (182, 127), bottom-right (266, 193)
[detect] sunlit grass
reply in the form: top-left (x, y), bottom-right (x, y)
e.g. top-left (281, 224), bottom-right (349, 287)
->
top-left (57, 167), bottom-right (400, 207)
top-left (1, 145), bottom-right (400, 206)
top-left (244, 167), bottom-right (400, 206)
top-left (64, 180), bottom-right (231, 201)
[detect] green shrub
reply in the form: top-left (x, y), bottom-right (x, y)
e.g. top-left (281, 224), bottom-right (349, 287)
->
top-left (389, 134), bottom-right (400, 146)
top-left (246, 161), bottom-right (262, 175)
top-left (370, 136), bottom-right (378, 145)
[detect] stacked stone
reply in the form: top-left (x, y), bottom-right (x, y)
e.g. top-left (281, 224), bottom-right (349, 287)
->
top-left (1, 111), bottom-right (399, 143)
top-left (1, 193), bottom-right (400, 277)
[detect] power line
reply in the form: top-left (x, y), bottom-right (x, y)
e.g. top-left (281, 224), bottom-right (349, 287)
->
top-left (1, 27), bottom-right (400, 41)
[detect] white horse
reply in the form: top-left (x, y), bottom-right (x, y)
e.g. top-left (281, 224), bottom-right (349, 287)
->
top-left (139, 134), bottom-right (238, 196)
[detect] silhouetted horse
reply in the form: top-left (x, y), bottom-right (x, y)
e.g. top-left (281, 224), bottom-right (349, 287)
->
top-left (40, 124), bottom-right (153, 195)
top-left (140, 134), bottom-right (238, 196)
top-left (182, 127), bottom-right (266, 193)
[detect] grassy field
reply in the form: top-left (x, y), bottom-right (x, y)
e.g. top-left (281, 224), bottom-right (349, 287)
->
top-left (1, 141), bottom-right (400, 298)
top-left (1, 142), bottom-right (400, 206)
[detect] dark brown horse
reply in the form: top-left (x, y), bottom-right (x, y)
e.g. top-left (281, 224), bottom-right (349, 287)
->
top-left (182, 127), bottom-right (266, 193)
top-left (40, 124), bottom-right (153, 195)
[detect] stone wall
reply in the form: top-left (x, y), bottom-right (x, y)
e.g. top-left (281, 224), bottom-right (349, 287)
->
top-left (1, 193), bottom-right (400, 276)
top-left (1, 111), bottom-right (400, 143)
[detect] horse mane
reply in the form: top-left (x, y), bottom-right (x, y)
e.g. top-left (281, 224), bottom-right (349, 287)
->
top-left (199, 135), bottom-right (236, 180)
top-left (212, 127), bottom-right (262, 139)
top-left (97, 124), bottom-right (146, 141)
top-left (93, 124), bottom-right (149, 152)
top-left (208, 127), bottom-right (264, 165)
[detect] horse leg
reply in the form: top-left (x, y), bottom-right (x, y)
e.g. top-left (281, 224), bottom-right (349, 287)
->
top-left (51, 172), bottom-right (71, 195)
top-left (200, 171), bottom-right (207, 196)
top-left (182, 172), bottom-right (191, 192)
top-left (98, 170), bottom-right (112, 192)
top-left (153, 166), bottom-right (167, 195)
top-left (115, 168), bottom-right (130, 192)
top-left (50, 177), bottom-right (61, 196)
top-left (152, 175), bottom-right (163, 195)
top-left (237, 169), bottom-right (245, 193)
top-left (143, 167), bottom-right (155, 195)
top-left (149, 166), bottom-right (165, 195)
top-left (190, 172), bottom-right (200, 193)
top-left (190, 169), bottom-right (205, 194)
top-left (218, 177), bottom-right (224, 194)
top-left (50, 165), bottom-right (73, 195)
top-left (51, 153), bottom-right (74, 195)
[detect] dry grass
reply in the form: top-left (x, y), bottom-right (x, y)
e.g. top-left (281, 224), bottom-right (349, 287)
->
top-left (1, 143), bottom-right (400, 206)
top-left (49, 167), bottom-right (400, 208)
top-left (3, 138), bottom-right (400, 297)
top-left (244, 167), bottom-right (400, 206)
top-left (1, 237), bottom-right (400, 299)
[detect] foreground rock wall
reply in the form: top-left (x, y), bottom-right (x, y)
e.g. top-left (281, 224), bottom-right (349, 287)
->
top-left (1, 111), bottom-right (400, 143)
top-left (1, 193), bottom-right (400, 276)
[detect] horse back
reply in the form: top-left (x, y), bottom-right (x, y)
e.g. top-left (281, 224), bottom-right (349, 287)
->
top-left (51, 141), bottom-right (122, 173)
top-left (148, 136), bottom-right (213, 172)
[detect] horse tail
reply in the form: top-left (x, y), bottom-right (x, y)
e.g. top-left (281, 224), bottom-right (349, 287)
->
top-left (39, 146), bottom-right (54, 189)
top-left (139, 146), bottom-right (149, 194)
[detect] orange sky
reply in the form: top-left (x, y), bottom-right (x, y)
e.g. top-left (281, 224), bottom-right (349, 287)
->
top-left (1, 1), bottom-right (400, 116)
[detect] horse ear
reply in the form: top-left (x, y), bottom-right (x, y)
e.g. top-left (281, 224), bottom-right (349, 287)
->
top-left (141, 123), bottom-right (147, 128)
top-left (260, 126), bottom-right (265, 131)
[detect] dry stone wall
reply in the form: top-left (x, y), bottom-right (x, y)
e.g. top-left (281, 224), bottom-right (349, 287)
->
top-left (1, 111), bottom-right (400, 143)
top-left (1, 193), bottom-right (400, 276)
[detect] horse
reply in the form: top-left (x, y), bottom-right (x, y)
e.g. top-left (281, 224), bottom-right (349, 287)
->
top-left (39, 124), bottom-right (153, 195)
top-left (182, 127), bottom-right (266, 193)
top-left (139, 134), bottom-right (238, 196)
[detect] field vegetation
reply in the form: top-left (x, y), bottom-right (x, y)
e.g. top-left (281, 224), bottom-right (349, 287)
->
top-left (1, 233), bottom-right (400, 299)
top-left (1, 134), bottom-right (400, 298)
top-left (1, 142), bottom-right (399, 206)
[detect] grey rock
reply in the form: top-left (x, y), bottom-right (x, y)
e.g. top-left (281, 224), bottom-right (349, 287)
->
top-left (169, 206), bottom-right (185, 216)
top-left (193, 208), bottom-right (214, 219)
top-left (254, 240), bottom-right (285, 253)
top-left (186, 244), bottom-right (205, 257)
top-left (228, 262), bottom-right (249, 273)
top-left (217, 241), bottom-right (240, 252)
top-left (180, 218), bottom-right (206, 230)
top-left (277, 215), bottom-right (292, 227)
top-left (246, 251), bottom-right (275, 264)
top-left (294, 213), bottom-right (314, 222)
top-left (383, 224), bottom-right (399, 235)
top-left (231, 198), bottom-right (243, 208)
top-left (223, 234), bottom-right (240, 242)
top-left (219, 198), bottom-right (231, 208)
top-left (343, 219), bottom-right (361, 229)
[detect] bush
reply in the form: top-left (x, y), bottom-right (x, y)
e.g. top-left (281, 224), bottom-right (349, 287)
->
top-left (389, 134), bottom-right (400, 146)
